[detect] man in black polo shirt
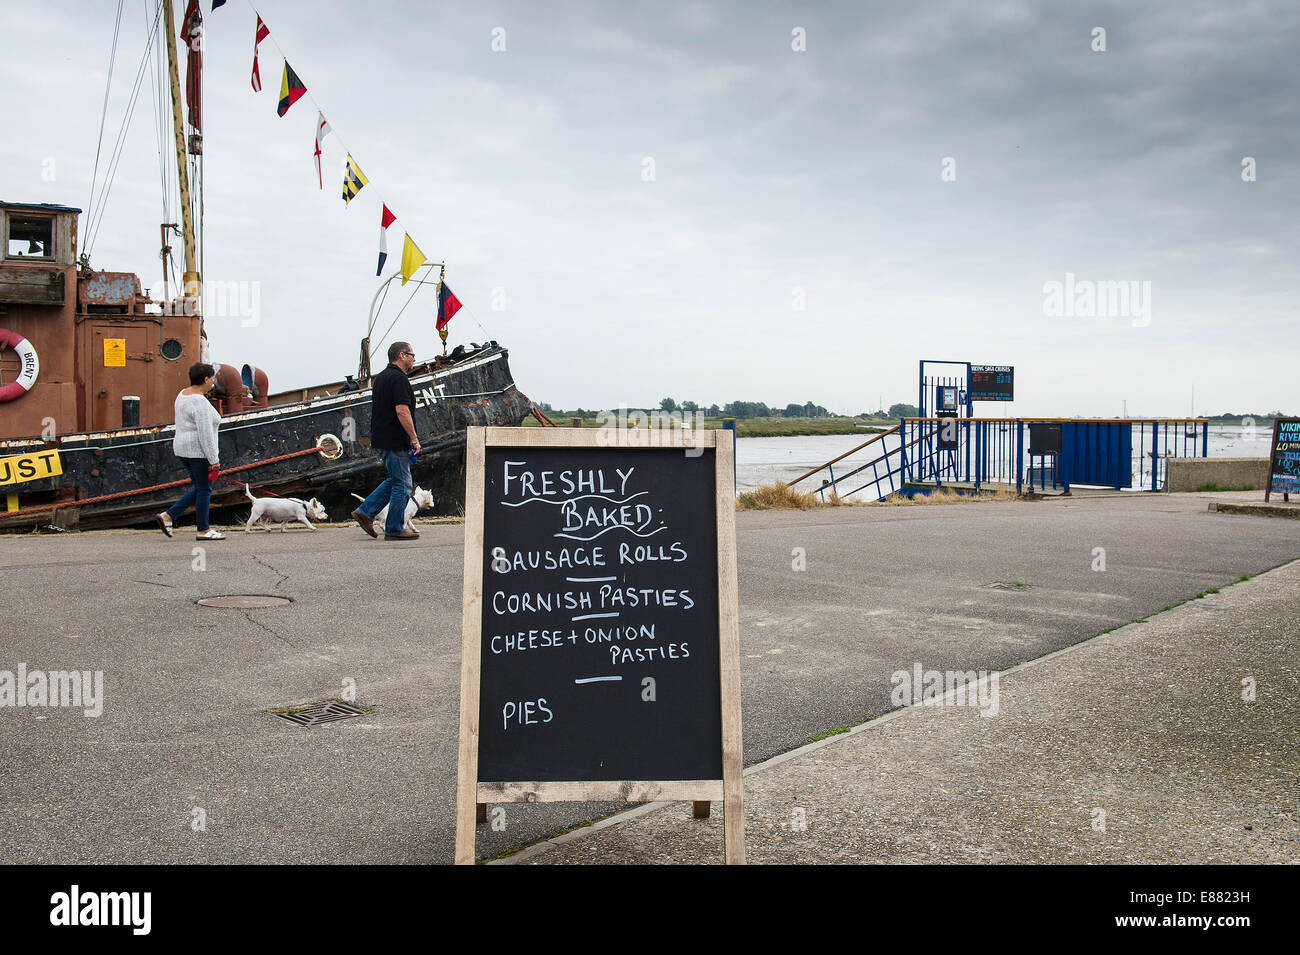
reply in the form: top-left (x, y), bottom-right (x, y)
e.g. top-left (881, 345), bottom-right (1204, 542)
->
top-left (352, 341), bottom-right (421, 540)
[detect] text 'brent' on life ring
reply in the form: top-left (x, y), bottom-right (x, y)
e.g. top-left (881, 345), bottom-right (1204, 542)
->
top-left (0, 327), bottom-right (39, 403)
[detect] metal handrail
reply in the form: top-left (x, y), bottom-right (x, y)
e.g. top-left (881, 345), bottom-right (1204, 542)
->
top-left (787, 424), bottom-right (900, 487)
top-left (903, 417), bottom-right (1210, 424)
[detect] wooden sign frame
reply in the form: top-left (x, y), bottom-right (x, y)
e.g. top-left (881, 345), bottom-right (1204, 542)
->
top-left (454, 426), bottom-right (744, 864)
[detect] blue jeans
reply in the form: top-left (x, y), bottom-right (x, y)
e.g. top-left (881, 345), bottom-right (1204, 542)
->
top-left (359, 449), bottom-right (412, 535)
top-left (167, 456), bottom-right (212, 532)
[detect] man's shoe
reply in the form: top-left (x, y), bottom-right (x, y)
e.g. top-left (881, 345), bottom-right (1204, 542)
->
top-left (352, 508), bottom-right (377, 538)
top-left (384, 529), bottom-right (420, 541)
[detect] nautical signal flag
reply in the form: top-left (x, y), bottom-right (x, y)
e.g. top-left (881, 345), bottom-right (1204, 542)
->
top-left (342, 155), bottom-right (368, 205)
top-left (313, 113), bottom-right (331, 189)
top-left (377, 205), bottom-right (396, 275)
top-left (400, 234), bottom-right (425, 285)
top-left (437, 282), bottom-right (462, 330)
top-left (250, 17), bottom-right (269, 92)
top-left (277, 61), bottom-right (307, 117)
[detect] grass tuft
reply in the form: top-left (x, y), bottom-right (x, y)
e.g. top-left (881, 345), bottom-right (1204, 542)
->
top-left (808, 726), bottom-right (853, 743)
top-left (737, 483), bottom-right (827, 510)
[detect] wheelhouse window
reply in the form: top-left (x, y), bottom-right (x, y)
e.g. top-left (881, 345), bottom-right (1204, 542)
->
top-left (6, 215), bottom-right (54, 259)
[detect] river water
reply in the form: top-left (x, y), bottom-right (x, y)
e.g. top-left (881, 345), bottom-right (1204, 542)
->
top-left (735, 426), bottom-right (1270, 495)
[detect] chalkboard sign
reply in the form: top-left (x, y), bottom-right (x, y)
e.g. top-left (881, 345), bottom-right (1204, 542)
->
top-left (1265, 417), bottom-right (1300, 502)
top-left (454, 427), bottom-right (744, 864)
top-left (1029, 422), bottom-right (1061, 456)
top-left (970, 365), bottom-right (1014, 401)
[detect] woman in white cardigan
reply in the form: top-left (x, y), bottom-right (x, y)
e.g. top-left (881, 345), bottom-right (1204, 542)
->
top-left (157, 362), bottom-right (225, 541)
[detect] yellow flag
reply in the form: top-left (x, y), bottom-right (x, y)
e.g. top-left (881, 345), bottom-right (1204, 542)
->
top-left (400, 234), bottom-right (426, 285)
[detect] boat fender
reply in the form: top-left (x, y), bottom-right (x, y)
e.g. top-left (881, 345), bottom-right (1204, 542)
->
top-left (0, 328), bottom-right (39, 403)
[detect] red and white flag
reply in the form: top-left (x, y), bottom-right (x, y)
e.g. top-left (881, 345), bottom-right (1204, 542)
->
top-left (376, 205), bottom-right (396, 275)
top-left (313, 113), bottom-right (331, 188)
top-left (250, 17), bottom-right (270, 92)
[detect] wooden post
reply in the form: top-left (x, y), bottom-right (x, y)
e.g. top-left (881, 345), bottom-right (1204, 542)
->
top-left (714, 429), bottom-right (745, 864)
top-left (453, 428), bottom-right (487, 865)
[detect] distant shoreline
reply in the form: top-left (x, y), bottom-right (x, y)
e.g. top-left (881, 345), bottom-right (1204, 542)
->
top-left (524, 413), bottom-right (1282, 439)
top-left (523, 415), bottom-right (890, 438)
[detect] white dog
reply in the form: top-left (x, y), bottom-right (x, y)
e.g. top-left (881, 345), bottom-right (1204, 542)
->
top-left (244, 483), bottom-right (328, 532)
top-left (351, 485), bottom-right (434, 533)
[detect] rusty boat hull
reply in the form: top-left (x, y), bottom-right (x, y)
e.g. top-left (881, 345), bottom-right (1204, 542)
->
top-left (1, 343), bottom-right (530, 531)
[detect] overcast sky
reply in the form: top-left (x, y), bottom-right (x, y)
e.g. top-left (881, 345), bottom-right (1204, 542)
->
top-left (3, 0), bottom-right (1296, 417)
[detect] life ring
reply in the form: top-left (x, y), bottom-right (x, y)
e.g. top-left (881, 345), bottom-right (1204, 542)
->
top-left (0, 328), bottom-right (39, 403)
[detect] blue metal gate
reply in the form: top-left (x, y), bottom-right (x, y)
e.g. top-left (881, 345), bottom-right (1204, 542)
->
top-left (1060, 422), bottom-right (1132, 489)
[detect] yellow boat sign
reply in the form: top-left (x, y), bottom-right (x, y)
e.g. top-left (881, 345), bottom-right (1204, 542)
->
top-left (0, 449), bottom-right (63, 487)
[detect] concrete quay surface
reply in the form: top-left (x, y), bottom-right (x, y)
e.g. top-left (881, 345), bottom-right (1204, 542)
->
top-left (509, 559), bottom-right (1300, 864)
top-left (1, 491), bottom-right (1297, 864)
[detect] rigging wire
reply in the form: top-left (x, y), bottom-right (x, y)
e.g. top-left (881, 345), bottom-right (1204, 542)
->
top-left (144, 0), bottom-right (172, 293)
top-left (87, 0), bottom-right (126, 235)
top-left (85, 0), bottom-right (164, 257)
top-left (372, 276), bottom-right (427, 354)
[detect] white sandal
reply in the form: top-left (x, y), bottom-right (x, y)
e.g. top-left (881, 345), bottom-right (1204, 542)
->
top-left (196, 529), bottom-right (226, 541)
top-left (156, 513), bottom-right (174, 538)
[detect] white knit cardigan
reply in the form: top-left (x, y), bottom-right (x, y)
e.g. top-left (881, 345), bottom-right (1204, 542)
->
top-left (172, 392), bottom-right (221, 464)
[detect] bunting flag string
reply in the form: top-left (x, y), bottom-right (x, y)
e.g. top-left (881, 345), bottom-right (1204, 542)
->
top-left (250, 16), bottom-right (269, 92)
top-left (219, 1), bottom-right (469, 335)
top-left (377, 205), bottom-right (396, 275)
top-left (314, 113), bottom-right (331, 189)
top-left (277, 61), bottom-right (307, 116)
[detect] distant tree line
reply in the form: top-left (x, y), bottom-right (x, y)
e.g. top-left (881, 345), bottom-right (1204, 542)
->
top-left (536, 399), bottom-right (924, 419)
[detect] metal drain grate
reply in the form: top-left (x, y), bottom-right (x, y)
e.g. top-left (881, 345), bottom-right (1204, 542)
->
top-left (198, 595), bottom-right (292, 608)
top-left (273, 699), bottom-right (367, 726)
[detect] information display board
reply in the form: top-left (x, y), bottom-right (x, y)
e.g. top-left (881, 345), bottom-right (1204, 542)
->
top-left (454, 427), bottom-right (744, 864)
top-left (970, 365), bottom-right (1014, 401)
top-left (1265, 418), bottom-right (1300, 502)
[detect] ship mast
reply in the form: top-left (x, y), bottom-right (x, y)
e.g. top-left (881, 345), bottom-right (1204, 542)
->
top-left (162, 0), bottom-right (200, 321)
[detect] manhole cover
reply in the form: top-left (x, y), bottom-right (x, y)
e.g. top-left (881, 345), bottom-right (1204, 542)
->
top-left (197, 595), bottom-right (292, 608)
top-left (272, 699), bottom-right (367, 726)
